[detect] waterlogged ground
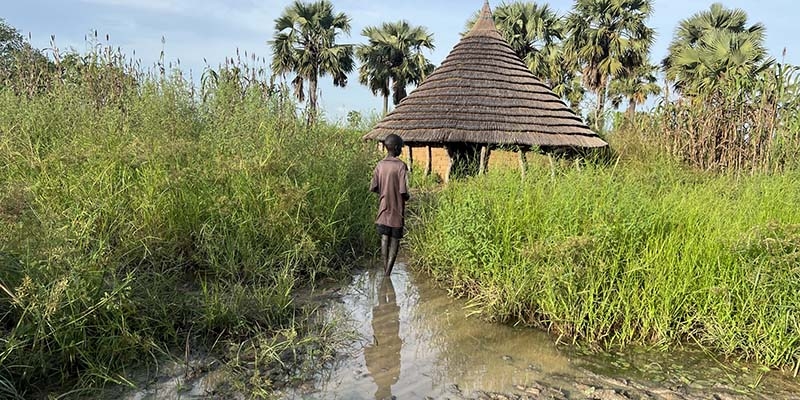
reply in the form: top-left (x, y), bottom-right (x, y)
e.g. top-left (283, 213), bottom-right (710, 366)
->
top-left (112, 262), bottom-right (800, 399)
top-left (281, 262), bottom-right (800, 400)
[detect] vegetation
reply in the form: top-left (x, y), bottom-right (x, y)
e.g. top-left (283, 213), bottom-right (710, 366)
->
top-left (466, 0), bottom-right (657, 126)
top-left (489, 3), bottom-right (563, 88)
top-left (0, 34), bottom-right (375, 397)
top-left (608, 62), bottom-right (660, 120)
top-left (270, 0), bottom-right (355, 123)
top-left (663, 3), bottom-right (773, 97)
top-left (409, 151), bottom-right (800, 371)
top-left (357, 21), bottom-right (435, 115)
top-left (0, 18), bottom-right (53, 96)
top-left (466, 2), bottom-right (586, 110)
top-left (565, 0), bottom-right (655, 132)
top-left (654, 3), bottom-right (799, 172)
top-left (3, 0), bottom-right (800, 396)
top-left (408, 0), bottom-right (800, 376)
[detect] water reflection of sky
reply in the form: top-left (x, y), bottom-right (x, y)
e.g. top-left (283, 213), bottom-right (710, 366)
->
top-left (291, 263), bottom-right (575, 399)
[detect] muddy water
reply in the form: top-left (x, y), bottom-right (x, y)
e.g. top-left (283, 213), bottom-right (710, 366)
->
top-left (285, 262), bottom-right (800, 400)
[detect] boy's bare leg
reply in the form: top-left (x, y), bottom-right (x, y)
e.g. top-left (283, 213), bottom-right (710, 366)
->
top-left (380, 235), bottom-right (390, 273)
top-left (386, 237), bottom-right (400, 275)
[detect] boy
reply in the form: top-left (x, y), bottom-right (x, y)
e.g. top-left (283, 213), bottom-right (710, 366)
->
top-left (370, 134), bottom-right (410, 275)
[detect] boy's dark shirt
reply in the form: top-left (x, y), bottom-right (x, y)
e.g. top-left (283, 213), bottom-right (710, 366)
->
top-left (370, 156), bottom-right (409, 228)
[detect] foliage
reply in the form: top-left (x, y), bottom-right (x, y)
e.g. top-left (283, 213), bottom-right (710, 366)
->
top-left (608, 62), bottom-right (660, 119)
top-left (357, 20), bottom-right (435, 115)
top-left (664, 3), bottom-right (773, 97)
top-left (490, 3), bottom-right (562, 83)
top-left (0, 18), bottom-right (24, 66)
top-left (565, 0), bottom-right (655, 131)
top-left (624, 60), bottom-right (800, 172)
top-left (0, 38), bottom-right (375, 396)
top-left (465, 2), bottom-right (585, 111)
top-left (410, 158), bottom-right (800, 371)
top-left (0, 18), bottom-right (54, 96)
top-left (270, 0), bottom-right (355, 122)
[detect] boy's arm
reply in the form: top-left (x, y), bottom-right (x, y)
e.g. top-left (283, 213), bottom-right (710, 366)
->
top-left (369, 166), bottom-right (379, 194)
top-left (400, 164), bottom-right (410, 201)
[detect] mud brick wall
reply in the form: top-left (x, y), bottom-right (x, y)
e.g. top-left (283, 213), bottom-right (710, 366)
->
top-left (405, 146), bottom-right (523, 180)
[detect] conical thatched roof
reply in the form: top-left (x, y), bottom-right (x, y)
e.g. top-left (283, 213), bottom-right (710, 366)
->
top-left (363, 1), bottom-right (607, 149)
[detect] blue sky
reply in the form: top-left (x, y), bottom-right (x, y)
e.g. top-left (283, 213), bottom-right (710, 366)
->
top-left (4, 0), bottom-right (798, 122)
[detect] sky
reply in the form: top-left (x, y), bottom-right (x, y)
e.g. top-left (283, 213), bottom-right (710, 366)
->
top-left (3, 0), bottom-right (799, 122)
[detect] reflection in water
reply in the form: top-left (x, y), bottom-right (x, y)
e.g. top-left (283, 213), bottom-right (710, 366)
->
top-left (285, 263), bottom-right (800, 400)
top-left (363, 276), bottom-right (401, 400)
top-left (298, 264), bottom-right (570, 398)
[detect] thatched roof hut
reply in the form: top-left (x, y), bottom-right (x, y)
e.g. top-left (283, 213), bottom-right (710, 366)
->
top-left (363, 1), bottom-right (607, 181)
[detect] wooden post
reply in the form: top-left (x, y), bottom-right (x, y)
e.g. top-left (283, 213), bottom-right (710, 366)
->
top-left (407, 146), bottom-right (414, 173)
top-left (424, 146), bottom-right (432, 176)
top-left (445, 146), bottom-right (454, 184)
top-left (519, 147), bottom-right (528, 180)
top-left (479, 145), bottom-right (489, 175)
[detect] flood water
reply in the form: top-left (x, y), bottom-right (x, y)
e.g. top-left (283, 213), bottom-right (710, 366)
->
top-left (284, 262), bottom-right (800, 400)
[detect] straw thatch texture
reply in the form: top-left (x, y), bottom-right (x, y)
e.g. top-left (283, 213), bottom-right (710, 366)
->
top-left (363, 2), bottom-right (607, 149)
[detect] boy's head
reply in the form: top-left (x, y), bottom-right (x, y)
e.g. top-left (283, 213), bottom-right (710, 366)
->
top-left (384, 134), bottom-right (404, 157)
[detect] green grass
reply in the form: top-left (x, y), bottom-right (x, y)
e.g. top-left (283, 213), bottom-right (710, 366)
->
top-left (0, 62), bottom-right (377, 396)
top-left (409, 158), bottom-right (800, 371)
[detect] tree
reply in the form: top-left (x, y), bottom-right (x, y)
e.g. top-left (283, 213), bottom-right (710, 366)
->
top-left (0, 18), bottom-right (24, 69)
top-left (0, 18), bottom-right (53, 94)
top-left (609, 62), bottom-right (660, 119)
top-left (565, 0), bottom-right (655, 131)
top-left (663, 3), bottom-right (773, 97)
top-left (357, 21), bottom-right (435, 115)
top-left (270, 0), bottom-right (355, 122)
top-left (491, 2), bottom-right (563, 82)
top-left (546, 48), bottom-right (587, 112)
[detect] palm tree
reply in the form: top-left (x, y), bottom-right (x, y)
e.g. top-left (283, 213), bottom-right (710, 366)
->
top-left (565, 0), bottom-right (655, 132)
top-left (270, 0), bottom-right (355, 122)
top-left (609, 62), bottom-right (660, 119)
top-left (663, 3), bottom-right (773, 97)
top-left (489, 2), bottom-right (564, 82)
top-left (357, 21), bottom-right (435, 115)
top-left (547, 48), bottom-right (586, 111)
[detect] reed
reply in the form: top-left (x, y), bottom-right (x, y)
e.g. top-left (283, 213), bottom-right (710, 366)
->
top-left (623, 62), bottom-right (800, 173)
top-left (0, 39), bottom-right (376, 396)
top-left (409, 156), bottom-right (800, 371)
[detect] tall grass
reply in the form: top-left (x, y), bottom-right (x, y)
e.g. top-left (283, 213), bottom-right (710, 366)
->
top-left (624, 63), bottom-right (800, 173)
top-left (0, 41), bottom-right (376, 396)
top-left (409, 158), bottom-right (800, 371)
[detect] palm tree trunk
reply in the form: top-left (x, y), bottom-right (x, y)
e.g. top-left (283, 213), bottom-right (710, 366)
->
top-left (383, 77), bottom-right (390, 116)
top-left (308, 75), bottom-right (319, 125)
top-left (626, 100), bottom-right (637, 120)
top-left (595, 85), bottom-right (607, 132)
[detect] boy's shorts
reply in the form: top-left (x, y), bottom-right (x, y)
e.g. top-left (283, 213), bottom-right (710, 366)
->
top-left (376, 224), bottom-right (404, 239)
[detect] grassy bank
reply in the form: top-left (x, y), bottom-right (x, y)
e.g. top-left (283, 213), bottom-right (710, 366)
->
top-left (0, 62), bottom-right (376, 396)
top-left (409, 158), bottom-right (800, 371)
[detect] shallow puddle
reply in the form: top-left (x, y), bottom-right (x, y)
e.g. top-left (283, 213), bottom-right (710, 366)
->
top-left (284, 262), bottom-right (800, 400)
